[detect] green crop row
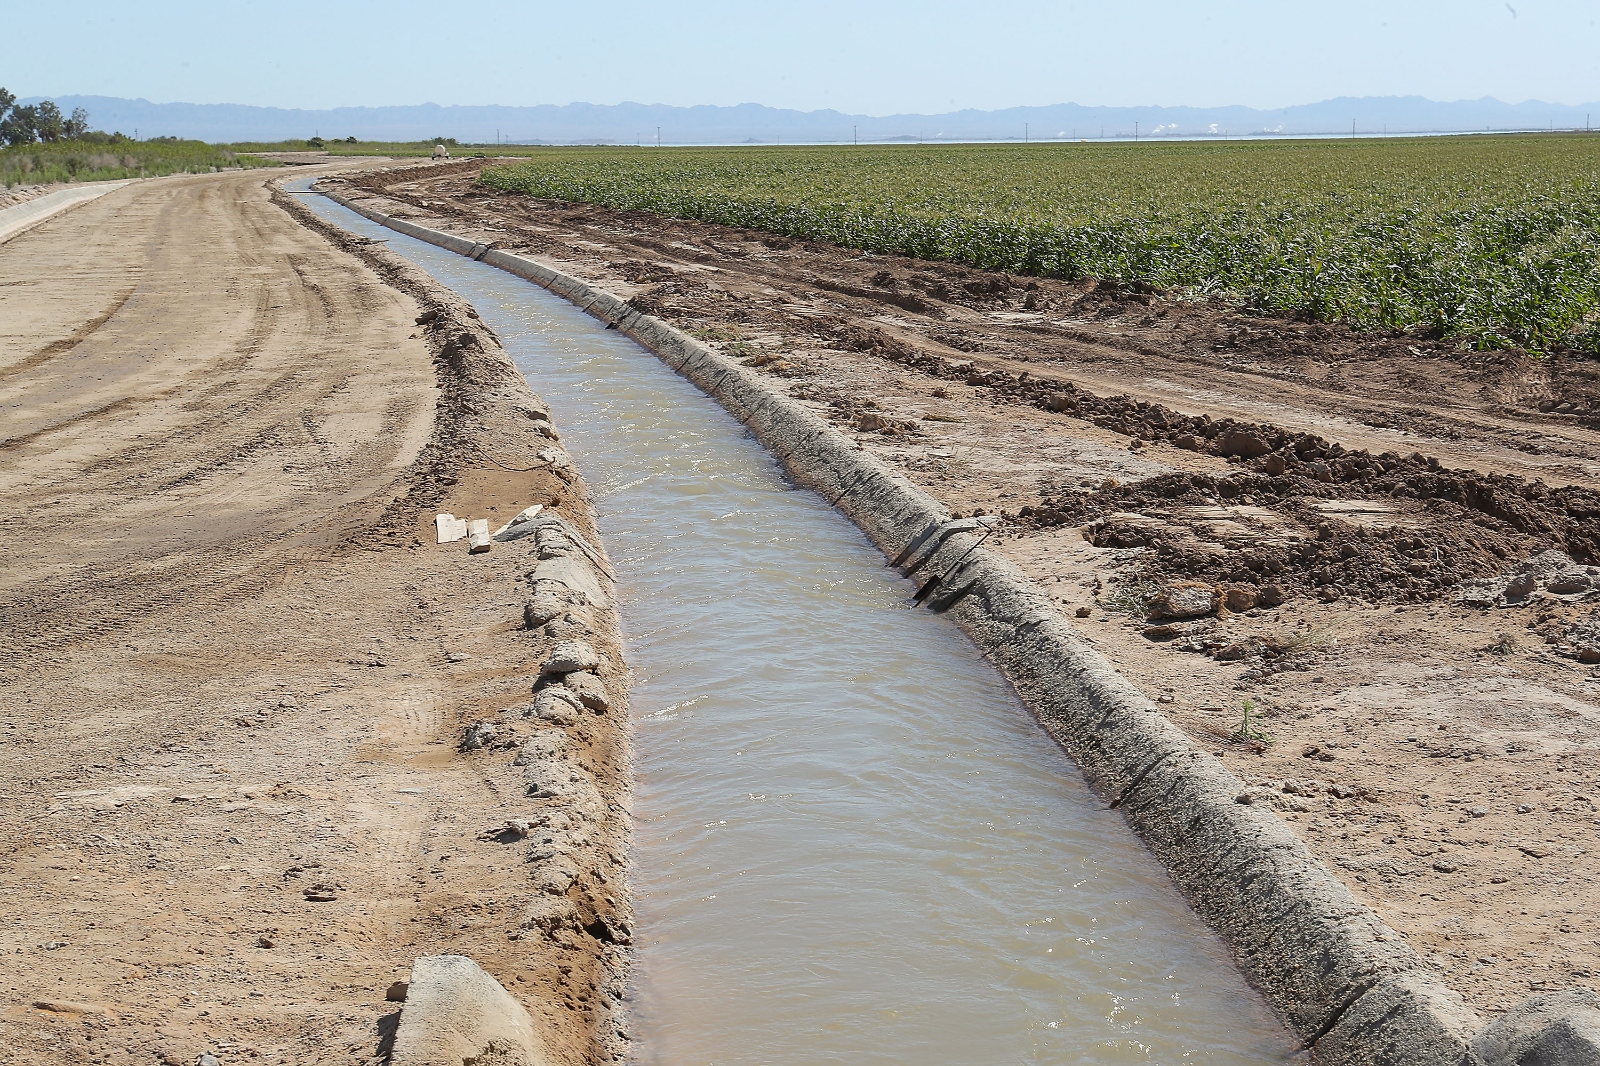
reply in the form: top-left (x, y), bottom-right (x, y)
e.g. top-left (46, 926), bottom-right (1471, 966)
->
top-left (1, 137), bottom-right (273, 188)
top-left (480, 136), bottom-right (1600, 353)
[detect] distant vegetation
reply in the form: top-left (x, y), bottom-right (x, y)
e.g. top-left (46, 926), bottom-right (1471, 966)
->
top-left (0, 88), bottom-right (271, 187)
top-left (481, 135), bottom-right (1600, 353)
top-left (222, 137), bottom-right (552, 157)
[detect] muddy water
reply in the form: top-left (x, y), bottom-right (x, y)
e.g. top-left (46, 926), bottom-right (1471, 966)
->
top-left (299, 188), bottom-right (1300, 1065)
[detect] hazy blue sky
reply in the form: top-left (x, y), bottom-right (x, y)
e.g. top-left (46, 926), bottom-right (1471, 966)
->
top-left (9, 0), bottom-right (1599, 113)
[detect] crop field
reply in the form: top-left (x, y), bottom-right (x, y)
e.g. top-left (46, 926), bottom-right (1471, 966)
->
top-left (481, 135), bottom-right (1600, 353)
top-left (0, 137), bottom-right (272, 188)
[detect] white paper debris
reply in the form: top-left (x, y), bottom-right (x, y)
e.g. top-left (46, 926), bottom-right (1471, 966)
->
top-left (435, 513), bottom-right (468, 544)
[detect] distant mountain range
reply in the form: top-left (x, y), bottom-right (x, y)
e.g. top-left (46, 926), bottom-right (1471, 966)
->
top-left (19, 94), bottom-right (1600, 145)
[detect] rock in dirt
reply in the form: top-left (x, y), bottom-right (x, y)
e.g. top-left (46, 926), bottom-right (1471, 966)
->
top-left (539, 641), bottom-right (598, 677)
top-left (523, 594), bottom-right (566, 629)
top-left (1222, 586), bottom-right (1258, 612)
top-left (1148, 583), bottom-right (1218, 620)
top-left (491, 504), bottom-right (545, 539)
top-left (31, 1000), bottom-right (98, 1015)
top-left (1458, 549), bottom-right (1600, 608)
top-left (562, 671), bottom-right (611, 712)
top-left (1214, 639), bottom-right (1265, 662)
top-left (1503, 572), bottom-right (1538, 602)
top-left (390, 955), bottom-right (548, 1066)
top-left (1547, 571), bottom-right (1593, 595)
top-left (479, 819), bottom-right (533, 843)
top-left (528, 556), bottom-right (608, 610)
top-left (386, 980), bottom-right (410, 1002)
top-left (459, 722), bottom-right (498, 752)
top-left (513, 731), bottom-right (567, 770)
top-left (541, 615), bottom-right (592, 641)
top-left (1215, 431), bottom-right (1271, 459)
top-left (529, 689), bottom-right (580, 726)
top-left (855, 411), bottom-right (916, 434)
top-left (1143, 619), bottom-right (1215, 641)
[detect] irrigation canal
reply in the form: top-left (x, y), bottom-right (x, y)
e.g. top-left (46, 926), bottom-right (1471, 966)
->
top-left (296, 183), bottom-right (1300, 1064)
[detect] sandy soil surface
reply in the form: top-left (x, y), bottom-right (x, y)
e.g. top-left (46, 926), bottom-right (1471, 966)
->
top-left (0, 167), bottom-right (629, 1065)
top-left (331, 162), bottom-right (1600, 1023)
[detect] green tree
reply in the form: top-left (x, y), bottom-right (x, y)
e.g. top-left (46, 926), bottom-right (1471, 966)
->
top-left (34, 100), bottom-right (64, 142)
top-left (65, 107), bottom-right (89, 138)
top-left (0, 103), bottom-right (37, 146)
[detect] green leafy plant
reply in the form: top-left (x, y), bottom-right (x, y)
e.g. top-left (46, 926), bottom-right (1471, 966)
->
top-left (477, 135), bottom-right (1600, 354)
top-left (1230, 698), bottom-right (1273, 744)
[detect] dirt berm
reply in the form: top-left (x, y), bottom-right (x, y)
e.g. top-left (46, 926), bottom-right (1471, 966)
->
top-left (319, 170), bottom-right (1600, 1064)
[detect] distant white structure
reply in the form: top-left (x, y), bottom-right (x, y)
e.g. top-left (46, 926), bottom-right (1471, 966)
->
top-left (432, 144), bottom-right (450, 160)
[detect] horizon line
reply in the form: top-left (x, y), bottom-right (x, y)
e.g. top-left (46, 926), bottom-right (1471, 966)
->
top-left (18, 91), bottom-right (1600, 116)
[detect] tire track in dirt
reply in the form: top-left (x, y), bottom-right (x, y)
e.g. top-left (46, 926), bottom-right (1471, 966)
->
top-left (1, 286), bottom-right (137, 381)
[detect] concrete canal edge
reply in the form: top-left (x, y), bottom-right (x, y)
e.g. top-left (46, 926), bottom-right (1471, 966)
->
top-left (0, 180), bottom-right (136, 245)
top-left (317, 185), bottom-right (1600, 1065)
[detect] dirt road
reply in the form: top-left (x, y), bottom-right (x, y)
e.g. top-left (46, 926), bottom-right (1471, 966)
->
top-left (0, 169), bottom-right (629, 1065)
top-left (333, 162), bottom-right (1600, 1024)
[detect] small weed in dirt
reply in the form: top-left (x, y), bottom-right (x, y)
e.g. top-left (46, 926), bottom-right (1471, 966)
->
top-left (1103, 576), bottom-right (1160, 617)
top-left (1266, 628), bottom-right (1332, 657)
top-left (1230, 699), bottom-right (1274, 745)
top-left (691, 324), bottom-right (746, 344)
top-left (1483, 631), bottom-right (1523, 655)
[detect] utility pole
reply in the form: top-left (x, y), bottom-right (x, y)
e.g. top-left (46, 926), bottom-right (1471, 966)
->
top-left (1134, 121), bottom-right (1139, 140)
top-left (1024, 122), bottom-right (1029, 143)
top-left (656, 126), bottom-right (661, 147)
top-left (1352, 119), bottom-right (1357, 138)
top-left (853, 125), bottom-right (858, 144)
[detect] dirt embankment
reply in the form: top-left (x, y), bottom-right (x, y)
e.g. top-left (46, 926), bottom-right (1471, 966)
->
top-left (0, 168), bottom-right (629, 1065)
top-left (329, 162), bottom-right (1600, 1025)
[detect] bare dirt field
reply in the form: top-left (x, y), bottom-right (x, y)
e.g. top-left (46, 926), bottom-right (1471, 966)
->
top-left (331, 161), bottom-right (1600, 1022)
top-left (0, 168), bottom-right (629, 1065)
